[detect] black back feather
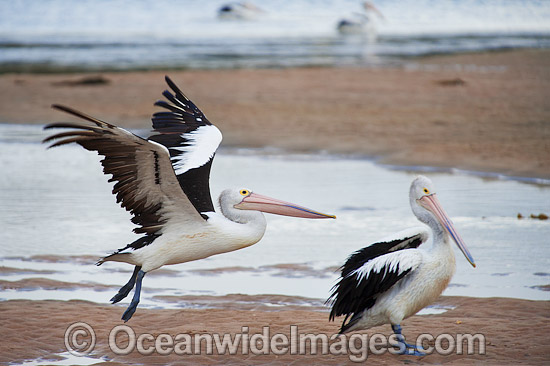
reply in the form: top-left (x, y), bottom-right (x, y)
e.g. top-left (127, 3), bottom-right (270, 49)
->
top-left (327, 233), bottom-right (425, 333)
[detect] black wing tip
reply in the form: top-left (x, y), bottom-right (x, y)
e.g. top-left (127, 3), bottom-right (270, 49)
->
top-left (161, 77), bottom-right (206, 117)
top-left (156, 92), bottom-right (182, 107)
top-left (50, 104), bottom-right (86, 120)
top-left (43, 105), bottom-right (114, 146)
top-left (44, 104), bottom-right (69, 130)
top-left (41, 133), bottom-right (57, 145)
top-left (41, 123), bottom-right (76, 146)
top-left (51, 103), bottom-right (67, 111)
top-left (153, 101), bottom-right (173, 115)
top-left (339, 317), bottom-right (359, 334)
top-left (164, 75), bottom-right (188, 100)
top-left (49, 103), bottom-right (114, 128)
top-left (164, 75), bottom-right (179, 92)
top-left (164, 75), bottom-right (174, 86)
top-left (43, 121), bottom-right (77, 131)
top-left (328, 308), bottom-right (337, 321)
top-left (152, 77), bottom-right (213, 129)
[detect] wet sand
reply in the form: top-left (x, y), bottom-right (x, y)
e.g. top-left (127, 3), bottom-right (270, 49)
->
top-left (0, 48), bottom-right (548, 179)
top-left (1, 49), bottom-right (549, 364)
top-left (0, 297), bottom-right (548, 365)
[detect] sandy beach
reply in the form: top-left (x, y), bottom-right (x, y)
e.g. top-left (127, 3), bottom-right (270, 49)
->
top-left (0, 49), bottom-right (548, 179)
top-left (1, 49), bottom-right (549, 365)
top-left (0, 296), bottom-right (548, 365)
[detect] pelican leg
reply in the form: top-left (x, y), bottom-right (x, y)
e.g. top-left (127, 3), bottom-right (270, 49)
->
top-left (110, 265), bottom-right (142, 304)
top-left (121, 269), bottom-right (146, 322)
top-left (392, 324), bottom-right (426, 356)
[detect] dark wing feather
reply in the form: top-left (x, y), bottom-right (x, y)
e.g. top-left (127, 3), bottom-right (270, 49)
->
top-left (148, 76), bottom-right (222, 214)
top-left (340, 231), bottom-right (426, 278)
top-left (43, 104), bottom-right (207, 250)
top-left (327, 229), bottom-right (428, 332)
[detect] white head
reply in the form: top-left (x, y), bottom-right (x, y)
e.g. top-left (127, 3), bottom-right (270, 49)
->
top-left (219, 188), bottom-right (262, 224)
top-left (219, 188), bottom-right (335, 224)
top-left (409, 175), bottom-right (437, 224)
top-left (409, 176), bottom-right (475, 267)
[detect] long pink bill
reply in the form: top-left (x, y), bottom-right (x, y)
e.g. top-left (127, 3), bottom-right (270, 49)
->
top-left (418, 194), bottom-right (476, 267)
top-left (234, 192), bottom-right (336, 219)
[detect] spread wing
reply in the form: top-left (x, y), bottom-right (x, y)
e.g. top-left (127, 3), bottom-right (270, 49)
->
top-left (43, 105), bottom-right (208, 249)
top-left (148, 76), bottom-right (222, 215)
top-left (327, 228), bottom-right (429, 333)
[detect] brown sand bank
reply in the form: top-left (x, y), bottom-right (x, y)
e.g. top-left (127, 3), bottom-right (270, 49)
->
top-left (0, 296), bottom-right (548, 365)
top-left (0, 49), bottom-right (549, 178)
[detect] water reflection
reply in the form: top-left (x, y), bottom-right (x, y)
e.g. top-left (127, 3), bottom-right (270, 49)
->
top-left (1, 124), bottom-right (549, 304)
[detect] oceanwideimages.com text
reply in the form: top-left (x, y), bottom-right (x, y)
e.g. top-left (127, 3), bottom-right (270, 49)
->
top-left (65, 322), bottom-right (486, 361)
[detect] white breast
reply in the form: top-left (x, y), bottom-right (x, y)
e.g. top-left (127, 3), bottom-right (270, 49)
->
top-left (128, 212), bottom-right (267, 272)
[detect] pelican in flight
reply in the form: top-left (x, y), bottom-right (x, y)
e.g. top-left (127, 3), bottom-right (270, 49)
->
top-left (44, 76), bottom-right (335, 321)
top-left (327, 175), bottom-right (475, 355)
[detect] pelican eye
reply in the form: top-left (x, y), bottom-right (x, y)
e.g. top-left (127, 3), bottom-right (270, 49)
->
top-left (423, 188), bottom-right (430, 194)
top-left (240, 189), bottom-right (250, 196)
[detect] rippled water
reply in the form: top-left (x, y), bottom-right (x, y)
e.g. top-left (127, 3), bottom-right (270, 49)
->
top-left (1, 124), bottom-right (549, 309)
top-left (1, 0), bottom-right (549, 71)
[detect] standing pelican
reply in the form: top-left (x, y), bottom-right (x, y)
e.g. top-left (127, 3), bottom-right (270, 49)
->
top-left (44, 76), bottom-right (335, 321)
top-left (327, 176), bottom-right (475, 355)
top-left (336, 1), bottom-right (385, 36)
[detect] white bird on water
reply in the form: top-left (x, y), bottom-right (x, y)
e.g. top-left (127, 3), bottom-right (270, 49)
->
top-left (44, 76), bottom-right (335, 321)
top-left (217, 2), bottom-right (264, 21)
top-left (336, 1), bottom-right (385, 37)
top-left (327, 175), bottom-right (475, 355)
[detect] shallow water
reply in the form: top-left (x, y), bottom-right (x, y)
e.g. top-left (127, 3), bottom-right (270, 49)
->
top-left (1, 124), bottom-right (549, 311)
top-left (1, 0), bottom-right (549, 71)
top-left (15, 352), bottom-right (107, 366)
